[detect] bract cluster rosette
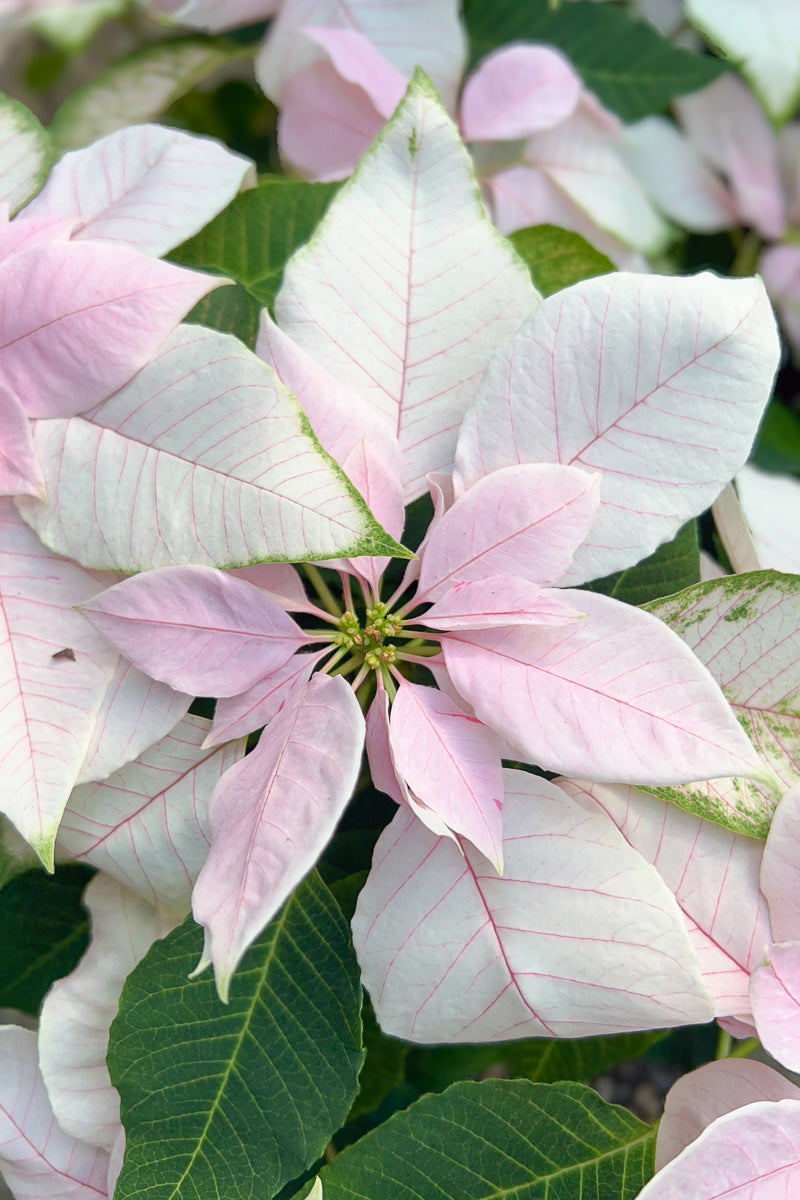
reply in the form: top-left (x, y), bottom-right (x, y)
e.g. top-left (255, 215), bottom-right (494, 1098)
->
top-left (0, 47), bottom-right (794, 1200)
top-left (54, 74), bottom-right (782, 1019)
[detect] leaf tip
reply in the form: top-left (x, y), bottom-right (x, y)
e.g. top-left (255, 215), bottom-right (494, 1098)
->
top-left (189, 938), bottom-right (212, 982)
top-left (31, 831), bottom-right (56, 874)
top-left (407, 65), bottom-right (438, 100)
top-left (361, 530), bottom-right (415, 561)
top-left (214, 971), bottom-right (232, 1005)
top-left (190, 931), bottom-right (233, 1003)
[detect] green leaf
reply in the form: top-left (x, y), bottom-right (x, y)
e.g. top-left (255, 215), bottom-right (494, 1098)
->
top-left (505, 1031), bottom-right (670, 1085)
top-left (0, 864), bottom-right (92, 1016)
top-left (170, 177), bottom-right (341, 314)
top-left (582, 520), bottom-right (700, 606)
top-left (166, 78), bottom-right (278, 174)
top-left (184, 282), bottom-right (263, 348)
top-left (50, 37), bottom-right (248, 152)
top-left (510, 224), bottom-right (615, 296)
top-left (327, 870), bottom-right (369, 924)
top-left (407, 1030), bottom-right (669, 1094)
top-left (109, 871), bottom-right (364, 1200)
top-left (347, 1002), bottom-right (409, 1122)
top-left (752, 400), bottom-right (800, 475)
top-left (320, 1079), bottom-right (656, 1199)
top-left (643, 571), bottom-right (800, 836)
top-left (0, 92), bottom-right (53, 211)
top-left (0, 816), bottom-right (38, 889)
top-left (463, 0), bottom-right (727, 121)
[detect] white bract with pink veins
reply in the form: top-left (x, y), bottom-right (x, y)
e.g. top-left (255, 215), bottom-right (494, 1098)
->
top-left (77, 76), bottom-right (780, 1012)
top-left (0, 122), bottom-right (258, 868)
top-left (0, 121), bottom-right (254, 500)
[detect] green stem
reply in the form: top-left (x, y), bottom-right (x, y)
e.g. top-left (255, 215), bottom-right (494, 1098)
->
top-left (716, 1030), bottom-right (759, 1060)
top-left (302, 564), bottom-right (342, 618)
top-left (728, 1037), bottom-right (760, 1059)
top-left (330, 654), bottom-right (361, 678)
top-left (397, 641), bottom-right (442, 655)
top-left (715, 1029), bottom-right (733, 1060)
top-left (381, 666), bottom-right (398, 701)
top-left (318, 646), bottom-right (350, 676)
top-left (356, 674), bottom-right (376, 709)
top-left (730, 229), bottom-right (763, 277)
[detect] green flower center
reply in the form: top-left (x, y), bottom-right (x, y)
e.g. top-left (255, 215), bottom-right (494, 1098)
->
top-left (333, 603), bottom-right (405, 669)
top-left (300, 565), bottom-right (441, 702)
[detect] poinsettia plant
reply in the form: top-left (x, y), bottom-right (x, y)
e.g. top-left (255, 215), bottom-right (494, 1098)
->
top-left (2, 3), bottom-right (800, 1200)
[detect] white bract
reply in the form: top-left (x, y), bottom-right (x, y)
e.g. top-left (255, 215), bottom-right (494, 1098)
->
top-left (73, 78), bottom-right (781, 1019)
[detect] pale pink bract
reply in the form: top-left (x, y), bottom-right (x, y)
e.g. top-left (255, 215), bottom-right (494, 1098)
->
top-left (77, 79), bottom-right (781, 1010)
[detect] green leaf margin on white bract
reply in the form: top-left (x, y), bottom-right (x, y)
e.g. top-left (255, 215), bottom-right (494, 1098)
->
top-left (643, 571), bottom-right (800, 837)
top-left (0, 93), bottom-right (53, 213)
top-left (50, 36), bottom-right (248, 153)
top-left (19, 324), bottom-right (411, 571)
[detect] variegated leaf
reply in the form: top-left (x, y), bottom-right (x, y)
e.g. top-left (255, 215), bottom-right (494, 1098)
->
top-left (685, 0), bottom-right (800, 120)
top-left (18, 324), bottom-right (406, 571)
top-left (0, 1026), bottom-right (111, 1199)
top-left (38, 874), bottom-right (166, 1152)
top-left (0, 93), bottom-right (52, 213)
top-left (645, 571), bottom-right (799, 834)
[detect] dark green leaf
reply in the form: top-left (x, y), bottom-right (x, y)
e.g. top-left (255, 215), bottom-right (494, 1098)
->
top-left (0, 816), bottom-right (38, 889)
top-left (646, 1021), bottom-right (718, 1074)
top-left (463, 0), bottom-right (727, 121)
top-left (321, 831), bottom-right (382, 884)
top-left (0, 864), bottom-right (92, 1015)
top-left (582, 520), bottom-right (700, 606)
top-left (167, 78), bottom-right (279, 174)
top-left (510, 224), bottom-right (614, 295)
top-left (506, 1030), bottom-right (670, 1082)
top-left (170, 177), bottom-right (341, 314)
top-left (185, 282), bottom-right (263, 348)
top-left (752, 400), bottom-right (800, 475)
top-left (327, 870), bottom-right (369, 924)
top-left (320, 1079), bottom-right (656, 1199)
top-left (407, 1030), bottom-right (669, 1093)
top-left (109, 871), bottom-right (364, 1200)
top-left (348, 1002), bottom-right (409, 1122)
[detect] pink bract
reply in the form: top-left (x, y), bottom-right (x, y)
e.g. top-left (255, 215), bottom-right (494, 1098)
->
top-left (0, 122), bottom-right (252, 498)
top-left (641, 1059), bottom-right (800, 1197)
top-left (76, 79), bottom-right (782, 1012)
